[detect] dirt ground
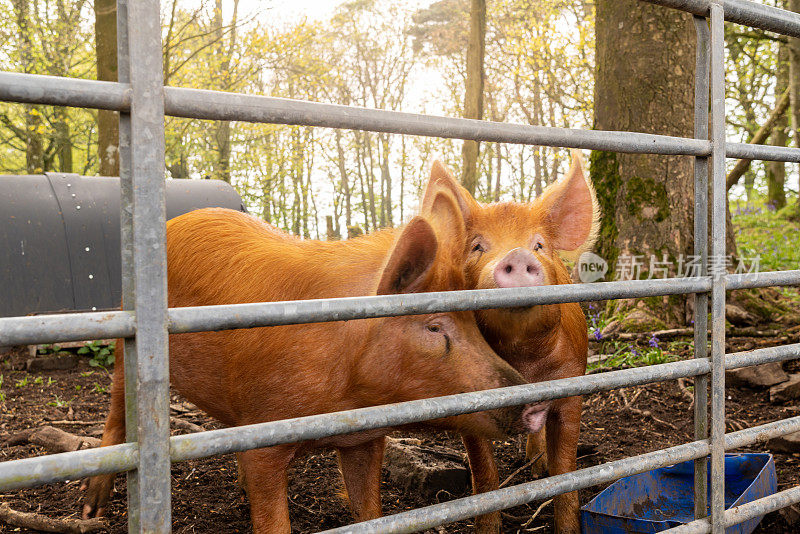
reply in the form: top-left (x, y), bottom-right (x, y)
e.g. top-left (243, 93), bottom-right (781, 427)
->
top-left (1, 336), bottom-right (798, 533)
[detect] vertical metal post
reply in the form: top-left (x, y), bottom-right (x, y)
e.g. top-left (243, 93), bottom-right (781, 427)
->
top-left (124, 0), bottom-right (171, 531)
top-left (115, 0), bottom-right (140, 530)
top-left (692, 13), bottom-right (710, 522)
top-left (709, 2), bottom-right (727, 533)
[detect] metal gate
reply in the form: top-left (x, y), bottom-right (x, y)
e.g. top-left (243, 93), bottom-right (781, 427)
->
top-left (1, 0), bottom-right (800, 532)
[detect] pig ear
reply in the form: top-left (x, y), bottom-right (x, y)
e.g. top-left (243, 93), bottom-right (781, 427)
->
top-left (421, 160), bottom-right (475, 222)
top-left (540, 150), bottom-right (600, 252)
top-left (376, 216), bottom-right (438, 295)
top-left (421, 189), bottom-right (466, 260)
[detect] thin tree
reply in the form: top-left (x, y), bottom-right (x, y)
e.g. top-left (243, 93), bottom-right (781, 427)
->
top-left (95, 0), bottom-right (119, 176)
top-left (790, 0), bottom-right (800, 219)
top-left (460, 0), bottom-right (486, 195)
top-left (767, 42), bottom-right (789, 210)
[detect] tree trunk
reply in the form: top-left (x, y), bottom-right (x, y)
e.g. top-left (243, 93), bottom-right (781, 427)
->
top-left (261, 134), bottom-right (273, 222)
top-left (94, 0), bottom-right (119, 176)
top-left (400, 135), bottom-right (406, 222)
top-left (56, 109), bottom-right (73, 173)
top-left (767, 41), bottom-right (789, 210)
top-left (726, 88), bottom-right (790, 191)
top-left (380, 134), bottom-right (393, 227)
top-left (592, 0), bottom-right (696, 327)
top-left (485, 143), bottom-right (493, 199)
top-left (460, 0), bottom-right (486, 195)
top-left (743, 169), bottom-right (756, 202)
top-left (291, 129), bottom-right (302, 236)
top-left (14, 0), bottom-right (43, 174)
top-left (790, 0), bottom-right (800, 218)
top-left (364, 133), bottom-right (378, 230)
top-left (335, 130), bottom-right (352, 228)
top-left (211, 0), bottom-right (238, 184)
top-left (356, 139), bottom-right (371, 233)
top-left (493, 143), bottom-right (501, 201)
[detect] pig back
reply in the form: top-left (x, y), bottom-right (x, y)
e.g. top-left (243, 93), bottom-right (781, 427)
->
top-left (164, 208), bottom-right (394, 426)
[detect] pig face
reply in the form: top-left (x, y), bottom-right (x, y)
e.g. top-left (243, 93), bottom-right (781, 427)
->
top-left (420, 153), bottom-right (599, 336)
top-left (367, 310), bottom-right (537, 437)
top-left (356, 193), bottom-right (542, 438)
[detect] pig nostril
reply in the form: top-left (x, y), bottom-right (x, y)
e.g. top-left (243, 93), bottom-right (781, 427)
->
top-left (505, 265), bottom-right (512, 274)
top-left (526, 265), bottom-right (532, 273)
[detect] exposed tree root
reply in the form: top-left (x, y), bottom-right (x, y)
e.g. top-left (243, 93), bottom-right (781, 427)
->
top-left (5, 417), bottom-right (202, 454)
top-left (0, 502), bottom-right (107, 533)
top-left (5, 426), bottom-right (100, 453)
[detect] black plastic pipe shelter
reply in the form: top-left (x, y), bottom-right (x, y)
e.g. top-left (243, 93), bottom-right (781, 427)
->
top-left (0, 173), bottom-right (246, 318)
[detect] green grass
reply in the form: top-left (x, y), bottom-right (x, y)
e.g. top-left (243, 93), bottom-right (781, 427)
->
top-left (587, 339), bottom-right (690, 372)
top-left (585, 194), bottom-right (799, 373)
top-left (732, 194), bottom-right (800, 274)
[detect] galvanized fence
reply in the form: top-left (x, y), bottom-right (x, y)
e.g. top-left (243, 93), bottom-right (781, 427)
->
top-left (1, 0), bottom-right (800, 532)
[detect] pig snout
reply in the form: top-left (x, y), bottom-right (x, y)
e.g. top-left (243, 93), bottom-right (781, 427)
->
top-left (521, 402), bottom-right (551, 434)
top-left (493, 248), bottom-right (544, 288)
top-left (491, 365), bottom-right (550, 436)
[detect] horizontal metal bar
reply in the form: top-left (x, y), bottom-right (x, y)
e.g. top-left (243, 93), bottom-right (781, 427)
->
top-left (726, 343), bottom-right (800, 369)
top-left (661, 483), bottom-right (800, 534)
top-left (321, 416), bottom-right (800, 534)
top-left (0, 278), bottom-right (710, 346)
top-left (0, 443), bottom-right (137, 492)
top-left (0, 358), bottom-right (709, 491)
top-left (5, 269), bottom-right (800, 347)
top-left (641, 0), bottom-right (800, 38)
top-left (0, 72), bottom-right (797, 165)
top-left (1, 348), bottom-right (797, 494)
top-left (0, 72), bottom-right (131, 111)
top-left (163, 86), bottom-right (712, 156)
top-left (0, 310), bottom-right (135, 346)
top-left (170, 358), bottom-right (710, 462)
top-left (727, 142), bottom-right (800, 163)
top-left (167, 277), bottom-right (711, 335)
top-left (169, 344), bottom-right (797, 463)
top-left (726, 269), bottom-right (800, 290)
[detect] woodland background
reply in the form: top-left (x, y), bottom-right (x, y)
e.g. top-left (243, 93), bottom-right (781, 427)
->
top-left (1, 0), bottom-right (799, 326)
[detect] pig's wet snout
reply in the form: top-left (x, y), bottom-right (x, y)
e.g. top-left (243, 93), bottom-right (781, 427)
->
top-left (522, 402), bottom-right (551, 433)
top-left (493, 248), bottom-right (544, 288)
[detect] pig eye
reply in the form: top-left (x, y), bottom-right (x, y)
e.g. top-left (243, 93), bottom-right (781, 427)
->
top-left (533, 242), bottom-right (543, 252)
top-left (427, 324), bottom-right (441, 333)
top-left (471, 243), bottom-right (484, 253)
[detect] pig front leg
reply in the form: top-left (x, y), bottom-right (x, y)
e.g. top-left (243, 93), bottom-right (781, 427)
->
top-left (546, 395), bottom-right (582, 534)
top-left (337, 437), bottom-right (385, 522)
top-left (462, 434), bottom-right (501, 534)
top-left (240, 444), bottom-right (297, 534)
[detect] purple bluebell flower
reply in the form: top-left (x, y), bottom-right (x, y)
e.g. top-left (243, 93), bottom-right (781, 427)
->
top-left (648, 334), bottom-right (660, 348)
top-left (593, 329), bottom-right (602, 341)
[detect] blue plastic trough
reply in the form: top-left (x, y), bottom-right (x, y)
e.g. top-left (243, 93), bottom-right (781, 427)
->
top-left (581, 453), bottom-right (777, 534)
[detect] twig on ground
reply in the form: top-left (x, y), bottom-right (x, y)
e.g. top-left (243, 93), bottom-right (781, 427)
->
top-left (44, 420), bottom-right (103, 426)
top-left (0, 502), bottom-right (107, 533)
top-left (677, 378), bottom-right (695, 407)
top-left (619, 389), bottom-right (679, 431)
top-left (521, 499), bottom-right (552, 528)
top-left (499, 453), bottom-right (543, 489)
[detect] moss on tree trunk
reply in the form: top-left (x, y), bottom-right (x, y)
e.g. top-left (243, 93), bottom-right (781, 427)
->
top-left (593, 0), bottom-right (696, 328)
